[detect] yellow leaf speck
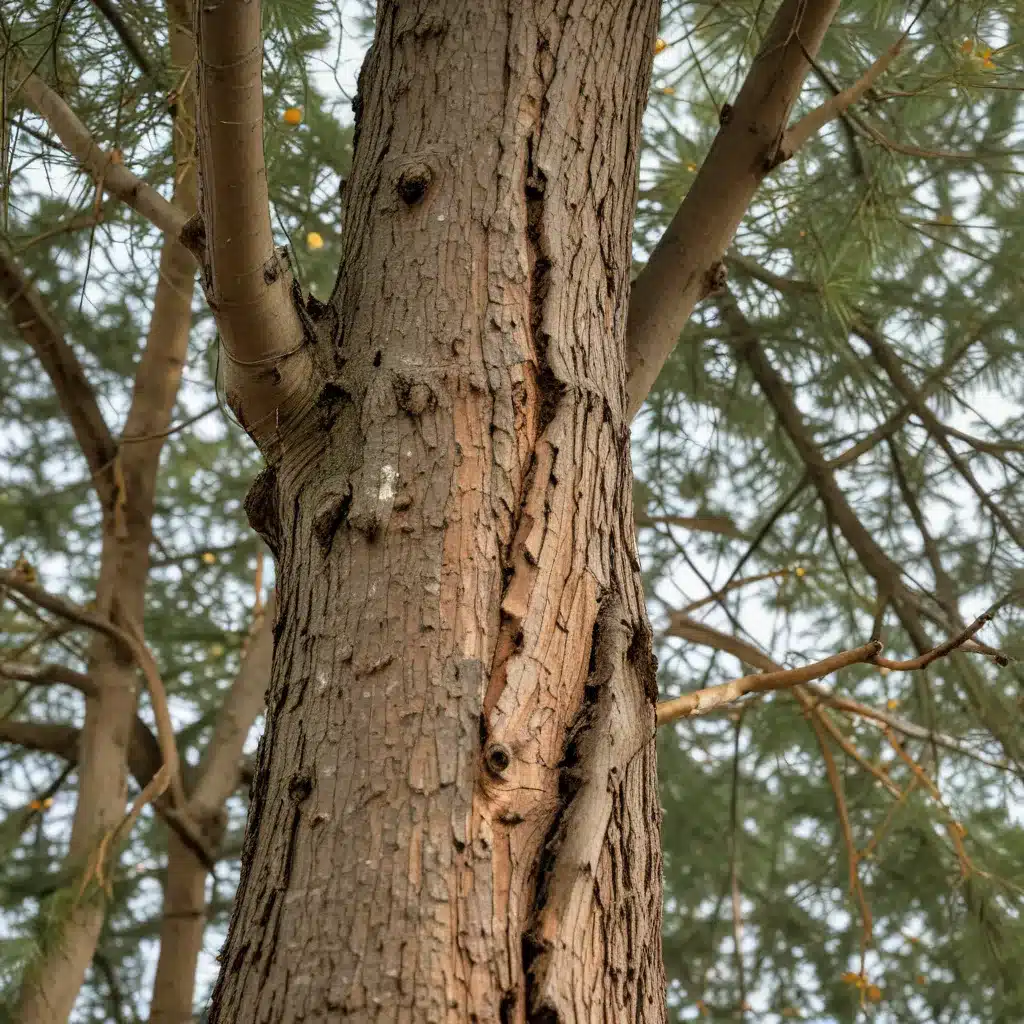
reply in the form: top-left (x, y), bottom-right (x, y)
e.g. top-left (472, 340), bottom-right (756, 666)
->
top-left (654, 38), bottom-right (668, 55)
top-left (307, 231), bottom-right (324, 250)
top-left (202, 552), bottom-right (216, 565)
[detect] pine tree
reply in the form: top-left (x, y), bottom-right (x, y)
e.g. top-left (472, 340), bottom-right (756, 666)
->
top-left (1, 0), bottom-right (1022, 1021)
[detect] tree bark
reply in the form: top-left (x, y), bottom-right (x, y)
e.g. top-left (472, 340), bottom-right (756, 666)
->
top-left (208, 2), bottom-right (665, 1021)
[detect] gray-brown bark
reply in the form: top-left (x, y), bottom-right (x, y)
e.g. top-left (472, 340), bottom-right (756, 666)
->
top-left (206, 2), bottom-right (665, 1021)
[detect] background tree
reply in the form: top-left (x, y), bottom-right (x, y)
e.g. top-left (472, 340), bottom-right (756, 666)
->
top-left (0, 0), bottom-right (1022, 1022)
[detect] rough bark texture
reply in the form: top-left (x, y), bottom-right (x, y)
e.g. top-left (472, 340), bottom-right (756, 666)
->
top-left (209, 3), bottom-right (665, 1022)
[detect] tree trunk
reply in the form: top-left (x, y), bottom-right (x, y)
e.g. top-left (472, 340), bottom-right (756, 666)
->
top-left (149, 831), bottom-right (219, 1024)
top-left (209, 3), bottom-right (665, 1021)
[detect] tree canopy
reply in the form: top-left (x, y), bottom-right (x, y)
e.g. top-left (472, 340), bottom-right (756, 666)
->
top-left (1, 0), bottom-right (1023, 1020)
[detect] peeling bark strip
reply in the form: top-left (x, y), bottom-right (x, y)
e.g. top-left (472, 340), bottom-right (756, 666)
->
top-left (207, 2), bottom-right (664, 1022)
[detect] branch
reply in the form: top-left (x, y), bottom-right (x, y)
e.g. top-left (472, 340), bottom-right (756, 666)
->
top-left (872, 599), bottom-right (1008, 672)
top-left (114, 0), bottom-right (199, 539)
top-left (624, 0), bottom-right (841, 418)
top-left (88, 0), bottom-right (160, 86)
top-left (7, 48), bottom-right (187, 237)
top-left (657, 642), bottom-right (881, 724)
top-left (0, 244), bottom-right (118, 512)
top-left (0, 720), bottom-right (79, 760)
top-left (0, 713), bottom-right (214, 869)
top-left (850, 315), bottom-right (1024, 550)
top-left (781, 35), bottom-right (906, 159)
top-left (659, 599), bottom-right (1003, 725)
top-left (194, 0), bottom-right (312, 445)
top-left (0, 569), bottom-right (185, 813)
top-left (635, 511), bottom-right (744, 539)
top-left (803, 684), bottom-right (1016, 775)
top-left (679, 567), bottom-right (804, 615)
top-left (717, 295), bottom-right (1024, 765)
top-left (665, 611), bottom-right (1016, 774)
top-left (0, 661), bottom-right (95, 695)
top-left (189, 592), bottom-right (273, 817)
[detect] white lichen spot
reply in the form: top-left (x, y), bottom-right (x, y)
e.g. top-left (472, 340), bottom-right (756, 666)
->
top-left (379, 464), bottom-right (398, 503)
top-left (316, 670), bottom-right (329, 694)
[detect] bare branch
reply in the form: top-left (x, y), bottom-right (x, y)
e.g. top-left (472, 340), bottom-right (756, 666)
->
top-left (782, 36), bottom-right (907, 159)
top-left (873, 600), bottom-right (1008, 672)
top-left (194, 0), bottom-right (313, 444)
top-left (0, 568), bottom-right (185, 813)
top-left (0, 661), bottom-right (95, 695)
top-left (189, 592), bottom-right (273, 817)
top-left (6, 48), bottom-right (187, 237)
top-left (0, 720), bottom-right (79, 760)
top-left (657, 641), bottom-right (882, 724)
top-left (635, 511), bottom-right (744, 539)
top-left (0, 244), bottom-right (118, 512)
top-left (624, 0), bottom-right (840, 418)
top-left (664, 611), bottom-right (1014, 773)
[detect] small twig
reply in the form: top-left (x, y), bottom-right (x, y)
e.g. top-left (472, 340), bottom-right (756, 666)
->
top-left (681, 567), bottom-right (806, 616)
top-left (872, 599), bottom-right (1007, 671)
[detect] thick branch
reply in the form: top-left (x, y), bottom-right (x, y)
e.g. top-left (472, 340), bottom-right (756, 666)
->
top-left (0, 720), bottom-right (79, 760)
top-left (624, 0), bottom-right (840, 417)
top-left (189, 592), bottom-right (273, 817)
top-left (194, 0), bottom-right (312, 443)
top-left (635, 511), bottom-right (744, 538)
top-left (0, 245), bottom-right (118, 512)
top-left (0, 661), bottom-right (95, 694)
top-left (8, 50), bottom-right (187, 237)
